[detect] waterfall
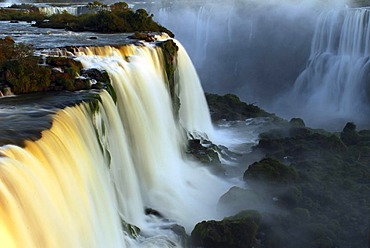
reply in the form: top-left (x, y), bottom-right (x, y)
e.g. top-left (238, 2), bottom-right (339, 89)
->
top-left (75, 41), bottom-right (229, 231)
top-left (175, 40), bottom-right (214, 137)
top-left (38, 5), bottom-right (106, 17)
top-left (153, 1), bottom-right (321, 106)
top-left (38, 6), bottom-right (81, 16)
top-left (289, 8), bottom-right (370, 126)
top-left (0, 39), bottom-right (230, 247)
top-left (0, 96), bottom-right (133, 247)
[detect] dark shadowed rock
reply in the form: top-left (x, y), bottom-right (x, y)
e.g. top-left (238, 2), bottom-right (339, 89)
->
top-left (289, 117), bottom-right (305, 127)
top-left (206, 93), bottom-right (281, 122)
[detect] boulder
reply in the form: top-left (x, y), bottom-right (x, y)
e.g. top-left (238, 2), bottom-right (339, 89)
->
top-left (191, 210), bottom-right (261, 248)
top-left (340, 122), bottom-right (360, 146)
top-left (243, 158), bottom-right (297, 184)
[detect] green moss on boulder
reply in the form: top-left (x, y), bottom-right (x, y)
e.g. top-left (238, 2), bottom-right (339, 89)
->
top-left (244, 157), bottom-right (298, 184)
top-left (191, 210), bottom-right (261, 248)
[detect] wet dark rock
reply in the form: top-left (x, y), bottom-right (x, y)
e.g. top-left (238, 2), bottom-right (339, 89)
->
top-left (187, 139), bottom-right (220, 164)
top-left (157, 39), bottom-right (179, 114)
top-left (74, 78), bottom-right (91, 91)
top-left (46, 56), bottom-right (82, 70)
top-left (145, 208), bottom-right (163, 218)
top-left (129, 32), bottom-right (156, 42)
top-left (168, 224), bottom-right (190, 248)
top-left (81, 68), bottom-right (110, 84)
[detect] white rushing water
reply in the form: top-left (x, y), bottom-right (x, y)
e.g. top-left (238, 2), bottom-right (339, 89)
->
top-left (0, 39), bottom-right (232, 247)
top-left (38, 6), bottom-right (80, 16)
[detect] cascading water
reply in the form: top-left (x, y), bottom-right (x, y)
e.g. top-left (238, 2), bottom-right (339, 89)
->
top-left (175, 40), bottom-right (214, 137)
top-left (38, 5), bottom-right (108, 17)
top-left (287, 8), bottom-right (370, 127)
top-left (0, 97), bottom-right (133, 248)
top-left (75, 41), bottom-right (230, 231)
top-left (0, 39), bottom-right (231, 247)
top-left (154, 0), bottom-right (366, 128)
top-left (38, 6), bottom-right (80, 16)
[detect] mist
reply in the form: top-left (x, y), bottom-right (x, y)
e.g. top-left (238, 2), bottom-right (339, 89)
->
top-left (151, 0), bottom-right (370, 129)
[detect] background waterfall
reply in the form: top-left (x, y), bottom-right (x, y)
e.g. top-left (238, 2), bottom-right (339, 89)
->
top-left (283, 8), bottom-right (370, 128)
top-left (0, 40), bottom-right (231, 247)
top-left (153, 0), bottom-right (370, 129)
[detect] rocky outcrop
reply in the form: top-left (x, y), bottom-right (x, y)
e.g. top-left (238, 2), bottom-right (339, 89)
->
top-left (243, 157), bottom-right (298, 185)
top-left (0, 37), bottom-right (112, 95)
top-left (191, 210), bottom-right (261, 248)
top-left (157, 39), bottom-right (180, 114)
top-left (205, 93), bottom-right (281, 122)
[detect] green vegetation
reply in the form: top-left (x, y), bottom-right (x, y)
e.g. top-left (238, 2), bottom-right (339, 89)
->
top-left (0, 36), bottom-right (51, 94)
top-left (0, 2), bottom-right (173, 36)
top-left (34, 2), bottom-right (173, 36)
top-left (0, 4), bottom-right (45, 22)
top-left (244, 157), bottom-right (298, 184)
top-left (36, 8), bottom-right (172, 35)
top-left (0, 37), bottom-right (110, 95)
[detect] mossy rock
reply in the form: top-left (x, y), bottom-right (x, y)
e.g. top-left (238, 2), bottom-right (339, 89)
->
top-left (289, 117), bottom-right (306, 127)
top-left (244, 158), bottom-right (298, 184)
top-left (129, 32), bottom-right (156, 42)
top-left (191, 210), bottom-right (261, 248)
top-left (289, 127), bottom-right (313, 138)
top-left (81, 68), bottom-right (110, 84)
top-left (120, 218), bottom-right (140, 238)
top-left (340, 122), bottom-right (360, 146)
top-left (206, 93), bottom-right (275, 121)
top-left (46, 57), bottom-right (82, 71)
top-left (187, 139), bottom-right (221, 164)
top-left (157, 39), bottom-right (179, 114)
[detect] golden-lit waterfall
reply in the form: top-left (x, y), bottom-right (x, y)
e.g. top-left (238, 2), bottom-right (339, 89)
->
top-left (0, 95), bottom-right (131, 247)
top-left (0, 39), bottom-right (230, 247)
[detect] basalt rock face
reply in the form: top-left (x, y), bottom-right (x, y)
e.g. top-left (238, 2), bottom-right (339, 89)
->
top-left (157, 39), bottom-right (180, 114)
